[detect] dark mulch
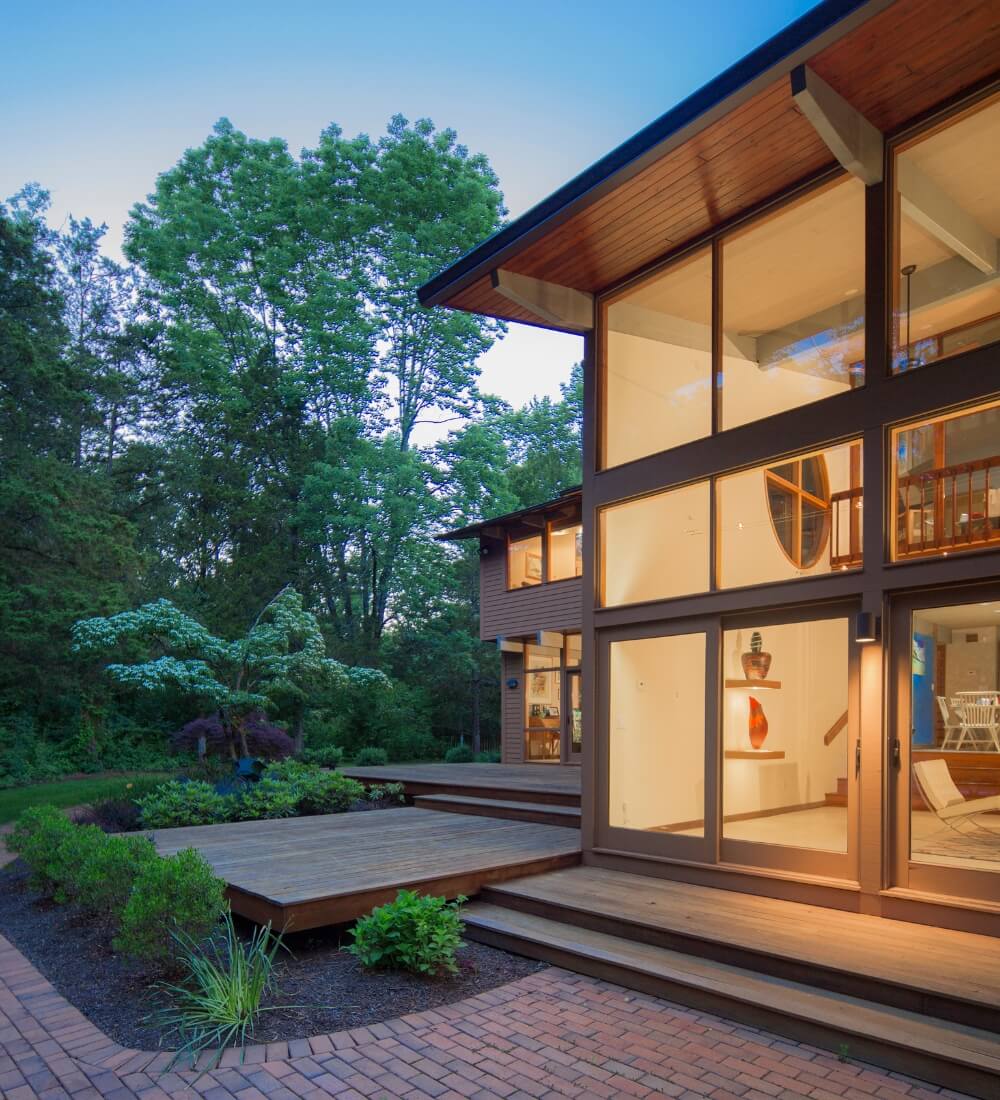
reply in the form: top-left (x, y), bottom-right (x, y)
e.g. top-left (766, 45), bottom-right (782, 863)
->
top-left (0, 860), bottom-right (545, 1051)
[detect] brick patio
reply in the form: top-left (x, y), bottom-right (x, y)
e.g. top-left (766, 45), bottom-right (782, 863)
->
top-left (0, 933), bottom-right (969, 1100)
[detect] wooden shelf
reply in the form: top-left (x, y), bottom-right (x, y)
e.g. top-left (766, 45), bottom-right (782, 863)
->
top-left (724, 679), bottom-right (781, 690)
top-left (724, 750), bottom-right (786, 760)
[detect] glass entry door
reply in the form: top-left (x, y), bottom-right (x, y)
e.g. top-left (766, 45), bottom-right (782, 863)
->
top-left (565, 671), bottom-right (583, 763)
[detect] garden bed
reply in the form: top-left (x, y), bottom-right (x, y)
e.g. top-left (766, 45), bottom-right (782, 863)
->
top-left (0, 859), bottom-right (546, 1051)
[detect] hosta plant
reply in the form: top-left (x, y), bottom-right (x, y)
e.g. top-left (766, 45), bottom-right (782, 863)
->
top-left (348, 890), bottom-right (465, 977)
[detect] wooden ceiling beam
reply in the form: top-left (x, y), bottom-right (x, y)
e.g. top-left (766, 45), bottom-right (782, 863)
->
top-left (490, 269), bottom-right (594, 332)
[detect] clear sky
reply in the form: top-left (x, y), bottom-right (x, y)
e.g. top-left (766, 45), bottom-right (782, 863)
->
top-left (2, 0), bottom-right (815, 409)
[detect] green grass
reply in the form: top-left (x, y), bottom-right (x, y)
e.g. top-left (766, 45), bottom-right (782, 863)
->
top-left (0, 772), bottom-right (171, 825)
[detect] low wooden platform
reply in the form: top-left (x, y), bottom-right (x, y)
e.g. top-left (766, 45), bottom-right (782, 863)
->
top-left (151, 806), bottom-right (580, 931)
top-left (341, 762), bottom-right (581, 806)
top-left (413, 793), bottom-right (581, 827)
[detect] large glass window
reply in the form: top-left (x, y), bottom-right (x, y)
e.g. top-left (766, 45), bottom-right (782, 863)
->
top-left (548, 519), bottom-right (583, 581)
top-left (722, 617), bottom-right (849, 853)
top-left (608, 633), bottom-right (706, 833)
top-left (524, 644), bottom-right (561, 763)
top-left (909, 600), bottom-right (1000, 875)
top-left (892, 400), bottom-right (1000, 560)
top-left (507, 532), bottom-right (543, 589)
top-left (603, 247), bottom-right (712, 469)
top-left (600, 480), bottom-right (710, 606)
top-left (893, 94), bottom-right (1000, 373)
top-left (720, 177), bottom-right (865, 430)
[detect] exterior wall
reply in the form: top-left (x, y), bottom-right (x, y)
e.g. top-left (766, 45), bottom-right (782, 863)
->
top-left (480, 539), bottom-right (583, 641)
top-left (500, 651), bottom-right (525, 765)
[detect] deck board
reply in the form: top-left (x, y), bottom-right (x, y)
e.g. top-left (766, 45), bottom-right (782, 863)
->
top-left (340, 763), bottom-right (581, 805)
top-left (151, 806), bottom-right (581, 930)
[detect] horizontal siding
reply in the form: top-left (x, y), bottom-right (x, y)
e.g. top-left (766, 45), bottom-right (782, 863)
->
top-left (501, 651), bottom-right (525, 765)
top-left (480, 550), bottom-right (583, 641)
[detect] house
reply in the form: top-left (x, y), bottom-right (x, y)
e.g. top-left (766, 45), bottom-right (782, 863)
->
top-left (441, 488), bottom-right (584, 765)
top-left (421, 0), bottom-right (1000, 942)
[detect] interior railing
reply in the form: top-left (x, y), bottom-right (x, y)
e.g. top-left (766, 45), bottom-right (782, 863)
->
top-left (896, 455), bottom-right (1000, 558)
top-left (830, 487), bottom-right (863, 568)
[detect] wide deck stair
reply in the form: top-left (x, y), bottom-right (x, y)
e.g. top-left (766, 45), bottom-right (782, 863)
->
top-left (414, 793), bottom-right (580, 827)
top-left (462, 865), bottom-right (1000, 1098)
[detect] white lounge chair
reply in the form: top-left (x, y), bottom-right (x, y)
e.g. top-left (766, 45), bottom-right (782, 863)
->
top-left (913, 759), bottom-right (1000, 836)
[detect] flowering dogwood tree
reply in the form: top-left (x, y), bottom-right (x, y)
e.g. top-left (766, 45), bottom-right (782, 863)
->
top-left (72, 587), bottom-right (387, 757)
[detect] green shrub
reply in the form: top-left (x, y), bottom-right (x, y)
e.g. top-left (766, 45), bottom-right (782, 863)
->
top-left (354, 746), bottom-right (388, 767)
top-left (261, 761), bottom-right (363, 815)
top-left (77, 834), bottom-right (158, 924)
top-left (299, 745), bottom-right (344, 769)
top-left (152, 911), bottom-right (286, 1071)
top-left (444, 744), bottom-right (474, 764)
top-left (474, 750), bottom-right (502, 764)
top-left (115, 848), bottom-right (226, 963)
top-left (50, 823), bottom-right (108, 904)
top-left (367, 782), bottom-right (405, 806)
top-left (7, 805), bottom-right (77, 895)
top-left (231, 778), bottom-right (298, 821)
top-left (348, 890), bottom-right (465, 976)
top-left (383, 728), bottom-right (443, 763)
top-left (137, 781), bottom-right (232, 829)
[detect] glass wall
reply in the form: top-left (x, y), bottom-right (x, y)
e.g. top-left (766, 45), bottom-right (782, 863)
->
top-left (608, 633), bottom-right (706, 833)
top-left (721, 617), bottom-right (849, 852)
top-left (524, 644), bottom-right (561, 762)
top-left (909, 600), bottom-right (1000, 875)
top-left (507, 533), bottom-right (543, 589)
top-left (549, 519), bottom-right (583, 581)
top-left (600, 481), bottom-right (710, 606)
top-left (892, 400), bottom-right (1000, 560)
top-left (721, 177), bottom-right (865, 430)
top-left (717, 440), bottom-right (862, 588)
top-left (893, 93), bottom-right (1000, 373)
top-left (603, 247), bottom-right (712, 469)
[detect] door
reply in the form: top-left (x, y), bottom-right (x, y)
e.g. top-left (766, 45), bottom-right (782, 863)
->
top-left (718, 604), bottom-right (860, 882)
top-left (890, 587), bottom-right (1000, 904)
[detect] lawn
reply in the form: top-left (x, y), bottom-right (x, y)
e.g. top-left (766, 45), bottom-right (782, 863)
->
top-left (0, 772), bottom-right (171, 825)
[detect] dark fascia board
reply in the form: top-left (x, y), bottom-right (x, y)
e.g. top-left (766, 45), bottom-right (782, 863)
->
top-left (437, 487), bottom-right (582, 542)
top-left (417, 0), bottom-right (886, 309)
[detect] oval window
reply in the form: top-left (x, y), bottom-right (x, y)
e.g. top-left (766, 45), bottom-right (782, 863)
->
top-left (764, 455), bottom-right (830, 569)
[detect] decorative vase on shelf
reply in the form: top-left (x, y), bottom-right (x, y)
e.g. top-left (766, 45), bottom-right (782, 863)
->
top-left (748, 697), bottom-right (769, 749)
top-left (740, 630), bottom-right (772, 680)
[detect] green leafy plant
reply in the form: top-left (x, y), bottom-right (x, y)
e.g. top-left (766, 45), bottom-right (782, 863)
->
top-left (367, 782), bottom-right (405, 805)
top-left (137, 780), bottom-right (232, 829)
top-left (115, 847), bottom-right (226, 963)
top-left (261, 761), bottom-right (364, 815)
top-left (348, 890), bottom-right (465, 976)
top-left (353, 746), bottom-right (388, 767)
top-left (77, 834), bottom-right (158, 924)
top-left (49, 822), bottom-right (109, 904)
top-left (7, 804), bottom-right (77, 896)
top-left (231, 779), bottom-right (299, 821)
top-left (152, 911), bottom-right (287, 1071)
top-left (474, 751), bottom-right (501, 764)
top-left (299, 745), bottom-right (344, 768)
top-left (444, 744), bottom-right (474, 764)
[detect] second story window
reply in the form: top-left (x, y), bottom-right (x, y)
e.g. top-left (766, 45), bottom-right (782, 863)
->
top-left (506, 498), bottom-right (583, 590)
top-left (507, 532), bottom-right (543, 588)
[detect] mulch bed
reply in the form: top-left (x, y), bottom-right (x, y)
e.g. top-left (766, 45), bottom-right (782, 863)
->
top-left (0, 860), bottom-right (546, 1051)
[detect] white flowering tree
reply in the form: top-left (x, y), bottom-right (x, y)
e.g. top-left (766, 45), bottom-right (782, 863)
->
top-left (72, 587), bottom-right (387, 757)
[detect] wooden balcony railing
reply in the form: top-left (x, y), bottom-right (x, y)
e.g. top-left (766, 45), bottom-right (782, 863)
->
top-left (830, 487), bottom-right (863, 568)
top-left (896, 455), bottom-right (1000, 558)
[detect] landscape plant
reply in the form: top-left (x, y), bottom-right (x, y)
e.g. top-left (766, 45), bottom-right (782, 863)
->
top-left (353, 746), bottom-right (388, 767)
top-left (348, 889), bottom-right (466, 976)
top-left (6, 804), bottom-right (76, 895)
top-left (230, 778), bottom-right (299, 821)
top-left (137, 780), bottom-right (232, 829)
top-left (444, 743), bottom-right (474, 764)
top-left (298, 744), bottom-right (344, 768)
top-left (77, 834), bottom-right (158, 924)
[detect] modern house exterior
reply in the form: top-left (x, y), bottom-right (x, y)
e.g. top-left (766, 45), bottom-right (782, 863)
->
top-left (442, 489), bottom-right (584, 765)
top-left (422, 0), bottom-right (1000, 938)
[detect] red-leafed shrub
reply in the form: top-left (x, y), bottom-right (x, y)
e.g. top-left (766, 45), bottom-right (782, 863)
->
top-left (170, 711), bottom-right (293, 760)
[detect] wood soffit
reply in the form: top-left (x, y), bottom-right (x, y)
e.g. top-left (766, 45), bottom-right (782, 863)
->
top-left (426, 0), bottom-right (1000, 330)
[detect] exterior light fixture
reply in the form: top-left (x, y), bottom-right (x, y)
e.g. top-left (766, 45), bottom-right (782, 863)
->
top-left (506, 677), bottom-right (519, 689)
top-left (855, 611), bottom-right (880, 644)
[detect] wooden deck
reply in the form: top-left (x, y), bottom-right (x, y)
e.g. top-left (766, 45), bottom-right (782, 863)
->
top-left (151, 806), bottom-right (580, 931)
top-left (341, 763), bottom-right (581, 806)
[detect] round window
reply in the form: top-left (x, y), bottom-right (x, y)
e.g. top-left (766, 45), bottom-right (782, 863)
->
top-left (764, 455), bottom-right (831, 569)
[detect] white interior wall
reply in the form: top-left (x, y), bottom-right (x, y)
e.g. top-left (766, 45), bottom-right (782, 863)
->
top-left (720, 352), bottom-right (850, 431)
top-left (608, 634), bottom-right (706, 831)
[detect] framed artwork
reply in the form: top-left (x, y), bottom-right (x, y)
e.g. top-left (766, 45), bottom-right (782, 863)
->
top-left (525, 552), bottom-right (543, 581)
top-left (528, 670), bottom-right (556, 704)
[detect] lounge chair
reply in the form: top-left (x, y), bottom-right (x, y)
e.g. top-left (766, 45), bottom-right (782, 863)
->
top-left (913, 758), bottom-right (1000, 836)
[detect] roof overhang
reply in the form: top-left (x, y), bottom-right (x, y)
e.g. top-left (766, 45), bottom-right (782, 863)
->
top-left (438, 487), bottom-right (582, 542)
top-left (418, 0), bottom-right (1000, 331)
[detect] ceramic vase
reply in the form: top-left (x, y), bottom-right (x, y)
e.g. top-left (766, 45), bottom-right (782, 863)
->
top-left (740, 630), bottom-right (772, 680)
top-left (748, 697), bottom-right (769, 749)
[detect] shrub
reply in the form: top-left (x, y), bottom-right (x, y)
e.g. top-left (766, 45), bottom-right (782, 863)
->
top-left (7, 805), bottom-right (77, 896)
top-left (49, 823), bottom-right (108, 904)
top-left (261, 761), bottom-right (364, 815)
top-left (115, 848), bottom-right (226, 963)
top-left (77, 834), bottom-right (158, 924)
top-left (383, 728), bottom-right (444, 763)
top-left (299, 745), bottom-right (344, 769)
top-left (76, 776), bottom-right (171, 833)
top-left (444, 744), bottom-right (474, 764)
top-left (152, 911), bottom-right (286, 1070)
top-left (474, 750), bottom-right (502, 764)
top-left (231, 779), bottom-right (299, 822)
top-left (348, 890), bottom-right (465, 976)
top-left (171, 711), bottom-right (293, 761)
top-left (354, 746), bottom-right (388, 767)
top-left (367, 782), bottom-right (405, 806)
top-left (137, 781), bottom-right (233, 830)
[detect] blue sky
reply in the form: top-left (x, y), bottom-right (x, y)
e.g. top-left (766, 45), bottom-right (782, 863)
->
top-left (2, 0), bottom-right (815, 408)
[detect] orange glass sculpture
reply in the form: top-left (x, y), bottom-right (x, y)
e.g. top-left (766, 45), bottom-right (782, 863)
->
top-left (748, 697), bottom-right (769, 749)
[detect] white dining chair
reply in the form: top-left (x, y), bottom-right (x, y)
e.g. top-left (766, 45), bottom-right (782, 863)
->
top-left (958, 701), bottom-right (1000, 752)
top-left (937, 696), bottom-right (965, 750)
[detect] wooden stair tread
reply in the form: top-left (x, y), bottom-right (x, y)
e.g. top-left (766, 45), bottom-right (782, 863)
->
top-left (481, 866), bottom-right (1000, 1010)
top-left (415, 795), bottom-right (581, 816)
top-left (464, 902), bottom-right (1000, 1073)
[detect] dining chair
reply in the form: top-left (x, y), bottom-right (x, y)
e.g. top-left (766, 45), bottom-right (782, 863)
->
top-left (957, 701), bottom-right (1000, 752)
top-left (937, 696), bottom-right (965, 750)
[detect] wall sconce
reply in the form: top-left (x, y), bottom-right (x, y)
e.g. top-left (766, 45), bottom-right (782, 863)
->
top-left (854, 611), bottom-right (880, 643)
top-left (506, 677), bottom-right (519, 690)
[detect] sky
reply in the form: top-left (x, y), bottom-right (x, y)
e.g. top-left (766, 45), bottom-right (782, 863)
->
top-left (2, 0), bottom-right (815, 410)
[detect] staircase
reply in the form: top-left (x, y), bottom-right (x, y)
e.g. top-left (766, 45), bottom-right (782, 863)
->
top-left (825, 777), bottom-right (848, 806)
top-left (462, 866), bottom-right (1000, 1098)
top-left (414, 793), bottom-right (580, 827)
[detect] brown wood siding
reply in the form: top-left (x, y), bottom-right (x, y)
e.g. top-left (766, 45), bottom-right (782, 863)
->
top-left (501, 651), bottom-right (525, 765)
top-left (480, 548), bottom-right (583, 641)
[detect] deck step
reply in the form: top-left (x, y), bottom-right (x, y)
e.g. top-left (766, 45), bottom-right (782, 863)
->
top-left (414, 794), bottom-right (581, 827)
top-left (463, 902), bottom-right (1000, 1098)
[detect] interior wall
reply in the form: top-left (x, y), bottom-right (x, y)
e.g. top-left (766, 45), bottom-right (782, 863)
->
top-left (722, 619), bottom-right (848, 837)
top-left (720, 352), bottom-right (851, 432)
top-left (608, 633), bottom-right (706, 831)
